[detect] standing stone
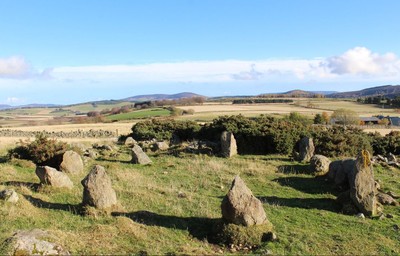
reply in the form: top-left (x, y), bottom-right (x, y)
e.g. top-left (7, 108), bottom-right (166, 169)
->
top-left (328, 159), bottom-right (355, 188)
top-left (124, 137), bottom-right (137, 146)
top-left (154, 141), bottom-right (169, 151)
top-left (309, 155), bottom-right (331, 176)
top-left (221, 176), bottom-right (268, 226)
top-left (5, 229), bottom-right (69, 255)
top-left (81, 165), bottom-right (117, 209)
top-left (131, 145), bottom-right (152, 165)
top-left (220, 131), bottom-right (238, 158)
top-left (59, 150), bottom-right (84, 174)
top-left (35, 166), bottom-right (74, 189)
top-left (0, 189), bottom-right (19, 203)
top-left (297, 137), bottom-right (315, 162)
top-left (349, 150), bottom-right (377, 217)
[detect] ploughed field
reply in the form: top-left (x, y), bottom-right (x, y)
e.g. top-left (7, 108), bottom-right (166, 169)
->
top-left (0, 143), bottom-right (399, 255)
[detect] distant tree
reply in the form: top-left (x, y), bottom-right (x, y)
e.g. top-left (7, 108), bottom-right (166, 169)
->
top-left (331, 108), bottom-right (359, 125)
top-left (313, 114), bottom-right (323, 124)
top-left (87, 111), bottom-right (100, 117)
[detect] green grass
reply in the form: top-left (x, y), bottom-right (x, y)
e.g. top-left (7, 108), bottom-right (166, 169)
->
top-left (106, 108), bottom-right (171, 121)
top-left (0, 147), bottom-right (399, 254)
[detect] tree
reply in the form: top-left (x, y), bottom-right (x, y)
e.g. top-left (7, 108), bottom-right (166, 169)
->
top-left (314, 114), bottom-right (323, 124)
top-left (331, 108), bottom-right (359, 125)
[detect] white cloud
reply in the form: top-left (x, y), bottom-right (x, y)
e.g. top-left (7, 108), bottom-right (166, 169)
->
top-left (0, 56), bottom-right (31, 78)
top-left (6, 97), bottom-right (24, 104)
top-left (323, 47), bottom-right (400, 76)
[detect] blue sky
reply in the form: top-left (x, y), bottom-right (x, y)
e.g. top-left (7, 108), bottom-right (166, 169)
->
top-left (1, 0), bottom-right (400, 105)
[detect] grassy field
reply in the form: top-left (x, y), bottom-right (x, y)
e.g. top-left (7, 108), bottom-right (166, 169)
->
top-left (0, 143), bottom-right (399, 255)
top-left (106, 108), bottom-right (171, 121)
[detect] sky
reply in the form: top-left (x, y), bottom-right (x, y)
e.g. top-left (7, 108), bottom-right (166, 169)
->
top-left (1, 0), bottom-right (400, 105)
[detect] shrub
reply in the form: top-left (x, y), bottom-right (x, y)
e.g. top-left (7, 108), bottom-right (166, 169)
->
top-left (8, 133), bottom-right (68, 164)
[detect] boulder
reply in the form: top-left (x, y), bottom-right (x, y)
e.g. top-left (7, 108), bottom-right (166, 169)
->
top-left (328, 159), bottom-right (355, 188)
top-left (81, 165), bottom-right (117, 210)
top-left (0, 189), bottom-right (19, 203)
top-left (35, 166), bottom-right (74, 189)
top-left (154, 141), bottom-right (169, 151)
top-left (4, 229), bottom-right (69, 255)
top-left (296, 137), bottom-right (315, 162)
top-left (220, 131), bottom-right (238, 158)
top-left (124, 137), bottom-right (137, 146)
top-left (59, 150), bottom-right (84, 174)
top-left (131, 145), bottom-right (152, 165)
top-left (377, 192), bottom-right (399, 206)
top-left (348, 150), bottom-right (377, 217)
top-left (221, 176), bottom-right (268, 226)
top-left (309, 155), bottom-right (331, 176)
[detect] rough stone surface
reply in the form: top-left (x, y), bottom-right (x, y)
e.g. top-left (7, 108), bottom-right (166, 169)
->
top-left (221, 176), bottom-right (268, 226)
top-left (154, 141), bottom-right (169, 151)
top-left (59, 150), bottom-right (84, 174)
top-left (220, 131), bottom-right (238, 158)
top-left (348, 150), bottom-right (377, 217)
top-left (328, 159), bottom-right (355, 188)
top-left (309, 155), bottom-right (331, 176)
top-left (377, 192), bottom-right (399, 206)
top-left (81, 165), bottom-right (117, 209)
top-left (5, 229), bottom-right (69, 255)
top-left (124, 137), bottom-right (137, 146)
top-left (297, 137), bottom-right (315, 162)
top-left (0, 189), bottom-right (19, 203)
top-left (131, 145), bottom-right (152, 165)
top-left (35, 166), bottom-right (74, 189)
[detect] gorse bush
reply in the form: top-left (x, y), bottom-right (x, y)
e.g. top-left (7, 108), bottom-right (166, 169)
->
top-left (8, 133), bottom-right (68, 164)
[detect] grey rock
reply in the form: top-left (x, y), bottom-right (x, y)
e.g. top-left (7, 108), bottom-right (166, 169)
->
top-left (356, 213), bottom-right (365, 219)
top-left (387, 191), bottom-right (399, 199)
top-left (220, 131), bottom-right (238, 158)
top-left (5, 229), bottom-right (69, 255)
top-left (221, 176), bottom-right (268, 226)
top-left (328, 159), bottom-right (355, 188)
top-left (297, 137), bottom-right (315, 162)
top-left (377, 192), bottom-right (399, 206)
top-left (35, 166), bottom-right (74, 189)
top-left (154, 141), bottom-right (169, 151)
top-left (131, 145), bottom-right (152, 165)
top-left (59, 150), bottom-right (84, 174)
top-left (387, 153), bottom-right (397, 162)
top-left (309, 155), bottom-right (331, 176)
top-left (124, 137), bottom-right (137, 146)
top-left (81, 165), bottom-right (117, 209)
top-left (0, 189), bottom-right (19, 203)
top-left (349, 150), bottom-right (377, 217)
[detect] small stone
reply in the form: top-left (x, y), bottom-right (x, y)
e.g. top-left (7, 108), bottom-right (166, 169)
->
top-left (262, 232), bottom-right (278, 242)
top-left (387, 191), bottom-right (399, 199)
top-left (177, 191), bottom-right (186, 198)
top-left (386, 214), bottom-right (394, 219)
top-left (378, 214), bottom-right (385, 220)
top-left (217, 249), bottom-right (223, 254)
top-left (356, 213), bottom-right (365, 219)
top-left (230, 248), bottom-right (237, 253)
top-left (0, 189), bottom-right (19, 203)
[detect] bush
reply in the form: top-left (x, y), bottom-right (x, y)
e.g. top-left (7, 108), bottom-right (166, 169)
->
top-left (8, 133), bottom-right (68, 164)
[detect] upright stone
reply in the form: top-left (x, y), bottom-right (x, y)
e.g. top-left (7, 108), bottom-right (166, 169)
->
top-left (131, 145), bottom-right (152, 165)
top-left (220, 131), bottom-right (238, 158)
top-left (35, 166), bottom-right (74, 189)
top-left (59, 150), bottom-right (84, 174)
top-left (297, 137), bottom-right (315, 162)
top-left (221, 176), bottom-right (268, 226)
top-left (349, 150), bottom-right (377, 216)
top-left (309, 155), bottom-right (331, 176)
top-left (81, 165), bottom-right (117, 210)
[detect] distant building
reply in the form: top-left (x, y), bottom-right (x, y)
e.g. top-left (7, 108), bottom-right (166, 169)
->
top-left (389, 117), bottom-right (400, 126)
top-left (360, 117), bottom-right (380, 125)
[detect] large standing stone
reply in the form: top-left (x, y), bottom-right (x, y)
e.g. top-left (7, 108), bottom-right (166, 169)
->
top-left (349, 150), bottom-right (377, 216)
top-left (297, 137), bottom-right (315, 162)
top-left (131, 145), bottom-right (152, 165)
top-left (309, 155), bottom-right (331, 176)
top-left (220, 131), bottom-right (238, 158)
top-left (59, 150), bottom-right (84, 174)
top-left (81, 165), bottom-right (117, 210)
top-left (0, 189), bottom-right (19, 203)
top-left (35, 166), bottom-right (74, 189)
top-left (221, 176), bottom-right (268, 226)
top-left (4, 229), bottom-right (69, 255)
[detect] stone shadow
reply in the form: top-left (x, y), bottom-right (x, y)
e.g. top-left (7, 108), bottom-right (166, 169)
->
top-left (23, 195), bottom-right (82, 215)
top-left (273, 176), bottom-right (338, 196)
top-left (260, 196), bottom-right (339, 212)
top-left (277, 164), bottom-right (310, 174)
top-left (112, 210), bottom-right (222, 243)
top-left (1, 181), bottom-right (40, 191)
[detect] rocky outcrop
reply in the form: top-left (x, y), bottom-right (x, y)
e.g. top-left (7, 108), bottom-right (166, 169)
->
top-left (4, 229), bottom-right (69, 255)
top-left (81, 165), bottom-right (117, 210)
top-left (220, 131), bottom-right (238, 158)
top-left (309, 155), bottom-right (331, 176)
top-left (35, 166), bottom-right (74, 189)
top-left (131, 145), bottom-right (152, 165)
top-left (221, 176), bottom-right (268, 226)
top-left (59, 150), bottom-right (84, 174)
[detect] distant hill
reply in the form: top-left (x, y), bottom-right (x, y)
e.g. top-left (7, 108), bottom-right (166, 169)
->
top-left (259, 90), bottom-right (336, 98)
top-left (122, 92), bottom-right (206, 102)
top-left (328, 85), bottom-right (400, 98)
top-left (0, 104), bottom-right (11, 110)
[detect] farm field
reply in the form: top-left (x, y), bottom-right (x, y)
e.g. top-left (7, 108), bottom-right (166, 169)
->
top-left (0, 146), bottom-right (399, 255)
